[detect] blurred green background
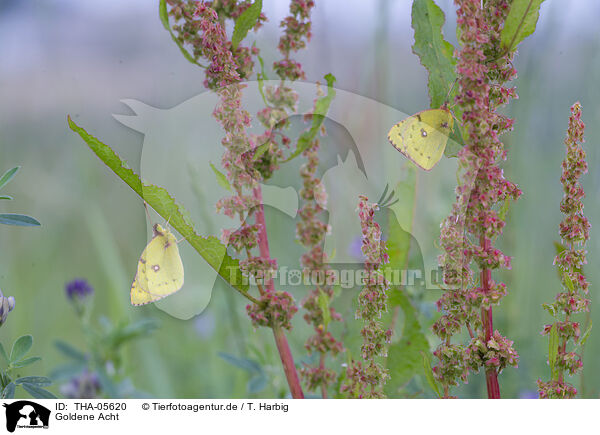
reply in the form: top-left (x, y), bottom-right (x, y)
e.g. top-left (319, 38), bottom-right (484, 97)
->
top-left (0, 0), bottom-right (599, 398)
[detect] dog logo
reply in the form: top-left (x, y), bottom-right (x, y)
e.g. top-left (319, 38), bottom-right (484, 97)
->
top-left (3, 401), bottom-right (50, 432)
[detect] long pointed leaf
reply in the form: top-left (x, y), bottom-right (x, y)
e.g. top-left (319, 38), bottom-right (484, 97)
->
top-left (411, 0), bottom-right (457, 108)
top-left (0, 214), bottom-right (41, 227)
top-left (68, 117), bottom-right (248, 295)
top-left (21, 383), bottom-right (57, 399)
top-left (284, 74), bottom-right (336, 162)
top-left (232, 0), bottom-right (262, 49)
top-left (159, 0), bottom-right (207, 68)
top-left (11, 357), bottom-right (41, 368)
top-left (579, 321), bottom-right (592, 347)
top-left (15, 376), bottom-right (52, 387)
top-left (421, 351), bottom-right (442, 398)
top-left (0, 166), bottom-right (19, 191)
top-left (2, 382), bottom-right (15, 399)
top-left (54, 340), bottom-right (87, 363)
top-left (501, 0), bottom-right (546, 51)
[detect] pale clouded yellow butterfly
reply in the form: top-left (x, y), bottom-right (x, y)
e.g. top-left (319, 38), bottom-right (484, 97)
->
top-left (387, 107), bottom-right (454, 171)
top-left (130, 223), bottom-right (184, 306)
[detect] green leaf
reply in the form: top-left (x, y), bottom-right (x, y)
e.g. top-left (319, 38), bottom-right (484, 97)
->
top-left (50, 362), bottom-right (86, 382)
top-left (95, 367), bottom-right (119, 399)
top-left (562, 272), bottom-right (574, 292)
top-left (158, 0), bottom-right (169, 27)
top-left (385, 289), bottom-right (430, 396)
top-left (0, 370), bottom-right (11, 387)
top-left (0, 166), bottom-right (19, 191)
top-left (11, 357), bottom-right (41, 369)
top-left (548, 323), bottom-right (559, 380)
top-left (317, 290), bottom-right (331, 329)
top-left (500, 0), bottom-right (546, 52)
top-left (232, 0), bottom-right (262, 49)
top-left (0, 195), bottom-right (13, 200)
top-left (256, 53), bottom-right (270, 107)
top-left (0, 213), bottom-right (41, 227)
top-left (554, 241), bottom-right (583, 278)
top-left (20, 383), bottom-right (58, 399)
top-left (333, 365), bottom-right (348, 399)
top-left (105, 318), bottom-right (159, 349)
top-left (159, 0), bottom-right (207, 68)
top-left (247, 374), bottom-right (267, 394)
top-left (579, 321), bottom-right (592, 346)
top-left (54, 340), bottom-right (87, 363)
top-left (252, 140), bottom-right (271, 161)
top-left (10, 335), bottom-right (33, 363)
top-left (210, 162), bottom-right (232, 192)
top-left (421, 351), bottom-right (442, 398)
top-left (384, 167), bottom-right (416, 282)
top-left (15, 376), bottom-right (52, 387)
top-left (2, 382), bottom-right (15, 399)
top-left (444, 121), bottom-right (465, 158)
top-left (284, 74), bottom-right (336, 162)
top-left (411, 0), bottom-right (466, 157)
top-left (68, 117), bottom-right (248, 295)
top-left (541, 303), bottom-right (556, 317)
top-left (218, 352), bottom-right (261, 374)
top-left (497, 198), bottom-right (511, 221)
top-left (0, 343), bottom-right (9, 364)
top-left (553, 241), bottom-right (565, 255)
top-left (411, 0), bottom-right (457, 108)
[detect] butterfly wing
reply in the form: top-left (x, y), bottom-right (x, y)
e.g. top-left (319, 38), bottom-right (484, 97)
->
top-left (130, 228), bottom-right (184, 306)
top-left (388, 109), bottom-right (454, 171)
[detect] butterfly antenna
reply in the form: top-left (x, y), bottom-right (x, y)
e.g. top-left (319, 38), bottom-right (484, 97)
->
top-left (443, 78), bottom-right (459, 108)
top-left (176, 233), bottom-right (192, 245)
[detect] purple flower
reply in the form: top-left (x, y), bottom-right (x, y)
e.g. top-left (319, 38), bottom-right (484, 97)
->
top-left (60, 371), bottom-right (101, 399)
top-left (0, 288), bottom-right (15, 327)
top-left (65, 279), bottom-right (94, 301)
top-left (348, 236), bottom-right (365, 261)
top-left (519, 390), bottom-right (539, 399)
top-left (194, 312), bottom-right (216, 339)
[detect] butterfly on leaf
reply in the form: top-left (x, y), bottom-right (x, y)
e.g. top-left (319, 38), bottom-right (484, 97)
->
top-left (130, 223), bottom-right (184, 306)
top-left (387, 107), bottom-right (454, 171)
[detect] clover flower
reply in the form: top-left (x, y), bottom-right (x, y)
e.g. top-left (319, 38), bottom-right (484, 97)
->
top-left (0, 289), bottom-right (15, 327)
top-left (60, 371), bottom-right (101, 399)
top-left (65, 279), bottom-right (94, 302)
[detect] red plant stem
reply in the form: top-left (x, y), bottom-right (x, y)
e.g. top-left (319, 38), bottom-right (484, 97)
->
top-left (480, 236), bottom-right (500, 399)
top-left (558, 340), bottom-right (567, 384)
top-left (273, 325), bottom-right (305, 399)
top-left (252, 185), bottom-right (304, 399)
top-left (253, 187), bottom-right (275, 293)
top-left (319, 353), bottom-right (328, 399)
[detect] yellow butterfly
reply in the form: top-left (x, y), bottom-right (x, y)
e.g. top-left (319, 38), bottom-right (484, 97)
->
top-left (387, 107), bottom-right (454, 171)
top-left (130, 223), bottom-right (184, 306)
